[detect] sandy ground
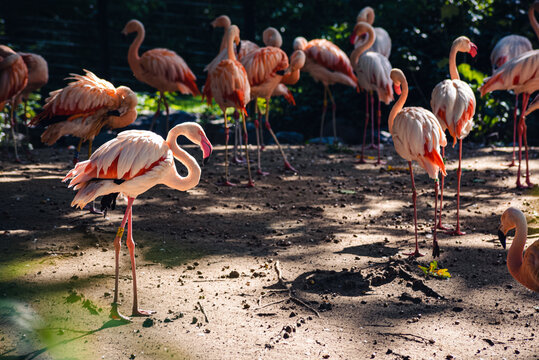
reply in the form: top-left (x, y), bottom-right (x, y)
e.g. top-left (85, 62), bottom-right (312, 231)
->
top-left (0, 142), bottom-right (538, 360)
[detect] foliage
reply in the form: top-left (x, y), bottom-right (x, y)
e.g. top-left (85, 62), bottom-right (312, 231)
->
top-left (418, 260), bottom-right (452, 279)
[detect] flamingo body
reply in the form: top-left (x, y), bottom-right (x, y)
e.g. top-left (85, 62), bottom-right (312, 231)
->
top-left (481, 50), bottom-right (539, 96)
top-left (491, 35), bottom-right (532, 71)
top-left (353, 6), bottom-right (391, 58)
top-left (0, 45), bottom-right (28, 104)
top-left (355, 51), bottom-right (393, 104)
top-left (241, 46), bottom-right (288, 98)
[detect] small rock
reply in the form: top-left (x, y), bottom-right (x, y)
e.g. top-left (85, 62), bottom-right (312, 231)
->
top-left (142, 318), bottom-right (154, 328)
top-left (228, 270), bottom-right (240, 278)
top-left (452, 306), bottom-right (464, 312)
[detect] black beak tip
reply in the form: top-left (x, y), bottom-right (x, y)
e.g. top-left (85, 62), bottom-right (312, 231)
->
top-left (497, 229), bottom-right (507, 249)
top-left (276, 70), bottom-right (285, 76)
top-left (203, 156), bottom-right (211, 166)
top-left (236, 41), bottom-right (242, 55)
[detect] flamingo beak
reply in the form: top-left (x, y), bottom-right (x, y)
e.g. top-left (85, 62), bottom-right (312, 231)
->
top-left (469, 43), bottom-right (478, 58)
top-left (236, 40), bottom-right (242, 57)
top-left (497, 224), bottom-right (507, 249)
top-left (349, 33), bottom-right (358, 45)
top-left (201, 134), bottom-right (213, 165)
top-left (393, 84), bottom-right (401, 96)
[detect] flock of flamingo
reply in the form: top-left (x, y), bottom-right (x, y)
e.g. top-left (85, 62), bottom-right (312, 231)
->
top-left (1, 5), bottom-right (538, 319)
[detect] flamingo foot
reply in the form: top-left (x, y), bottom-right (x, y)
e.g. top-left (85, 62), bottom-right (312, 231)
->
top-left (284, 161), bottom-right (298, 173)
top-left (244, 179), bottom-right (255, 188)
top-left (505, 160), bottom-right (516, 167)
top-left (405, 249), bottom-right (425, 257)
top-left (260, 145), bottom-right (266, 151)
top-left (516, 180), bottom-right (526, 189)
top-left (374, 159), bottom-right (386, 166)
top-left (446, 229), bottom-right (466, 236)
top-left (432, 242), bottom-right (440, 258)
top-left (132, 308), bottom-right (156, 317)
top-left (355, 158), bottom-right (367, 164)
top-left (436, 222), bottom-right (451, 231)
top-left (232, 156), bottom-right (246, 164)
top-left (367, 143), bottom-right (379, 150)
top-left (110, 303), bottom-right (131, 322)
top-left (217, 180), bottom-right (237, 187)
top-left (526, 180), bottom-right (535, 188)
top-left (83, 203), bottom-right (103, 215)
top-left (256, 169), bottom-right (270, 176)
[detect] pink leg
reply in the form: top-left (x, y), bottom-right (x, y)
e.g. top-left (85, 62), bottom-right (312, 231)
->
top-left (357, 92), bottom-right (369, 164)
top-left (405, 161), bottom-right (424, 257)
top-left (522, 102), bottom-right (534, 188)
top-left (263, 100), bottom-right (297, 173)
top-left (126, 200), bottom-right (155, 317)
top-left (232, 111), bottom-right (246, 164)
top-left (320, 86), bottom-right (328, 140)
top-left (240, 111), bottom-right (255, 187)
top-left (437, 147), bottom-right (450, 230)
top-left (163, 95), bottom-right (170, 133)
top-left (367, 92), bottom-right (378, 149)
top-left (110, 198), bottom-right (134, 321)
top-left (506, 94), bottom-right (518, 167)
top-left (149, 93), bottom-right (163, 131)
top-left (516, 93), bottom-right (529, 189)
top-left (375, 98), bottom-right (385, 165)
top-left (218, 111), bottom-right (236, 187)
top-left (432, 180), bottom-right (440, 257)
top-left (447, 139), bottom-right (465, 236)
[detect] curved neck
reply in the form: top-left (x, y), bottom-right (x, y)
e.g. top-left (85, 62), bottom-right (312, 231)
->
top-left (507, 215), bottom-right (528, 279)
top-left (226, 33), bottom-right (236, 60)
top-left (109, 108), bottom-right (137, 129)
top-left (219, 25), bottom-right (230, 52)
top-left (127, 25), bottom-right (144, 72)
top-left (448, 44), bottom-right (461, 80)
top-left (350, 26), bottom-right (375, 65)
top-left (388, 79), bottom-right (408, 133)
top-left (164, 128), bottom-right (201, 191)
top-left (529, 5), bottom-right (539, 40)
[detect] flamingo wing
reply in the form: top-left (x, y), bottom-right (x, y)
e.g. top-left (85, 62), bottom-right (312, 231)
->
top-left (140, 48), bottom-right (199, 95)
top-left (357, 52), bottom-right (393, 104)
top-left (238, 40), bottom-right (260, 60)
top-left (20, 53), bottom-right (48, 95)
top-left (0, 46), bottom-right (28, 103)
top-left (272, 83), bottom-right (295, 105)
top-left (305, 39), bottom-right (357, 83)
top-left (209, 59), bottom-right (251, 114)
top-left (481, 50), bottom-right (539, 96)
top-left (490, 35), bottom-right (532, 71)
top-left (241, 47), bottom-right (288, 86)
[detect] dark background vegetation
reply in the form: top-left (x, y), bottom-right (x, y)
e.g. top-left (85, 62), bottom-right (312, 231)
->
top-left (1, 0), bottom-right (537, 144)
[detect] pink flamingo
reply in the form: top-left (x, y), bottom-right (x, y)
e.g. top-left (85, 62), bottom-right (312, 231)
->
top-left (0, 45), bottom-right (28, 162)
top-left (351, 6), bottom-right (392, 150)
top-left (122, 19), bottom-right (200, 132)
top-left (350, 22), bottom-right (393, 165)
top-left (293, 36), bottom-right (357, 142)
top-left (498, 207), bottom-right (539, 292)
top-left (525, 93), bottom-right (539, 115)
top-left (480, 49), bottom-right (538, 188)
top-left (64, 122), bottom-right (212, 320)
top-left (431, 36), bottom-right (477, 235)
top-left (30, 70), bottom-right (137, 164)
top-left (203, 25), bottom-right (253, 187)
top-left (389, 68), bottom-right (447, 257)
top-left (241, 47), bottom-right (305, 174)
top-left (490, 3), bottom-right (539, 166)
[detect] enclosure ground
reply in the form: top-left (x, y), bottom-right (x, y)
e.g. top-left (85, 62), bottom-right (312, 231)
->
top-left (0, 143), bottom-right (538, 360)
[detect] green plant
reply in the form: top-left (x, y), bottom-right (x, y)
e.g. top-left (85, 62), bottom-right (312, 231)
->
top-left (418, 260), bottom-right (451, 279)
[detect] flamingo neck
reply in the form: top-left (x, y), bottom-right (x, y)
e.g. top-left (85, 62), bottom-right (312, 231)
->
top-left (388, 78), bottom-right (408, 133)
top-left (163, 127), bottom-right (201, 192)
top-left (529, 6), bottom-right (539, 40)
top-left (507, 213), bottom-right (528, 281)
top-left (127, 24), bottom-right (144, 73)
top-left (219, 25), bottom-right (230, 52)
top-left (350, 26), bottom-right (375, 66)
top-left (108, 108), bottom-right (137, 129)
top-left (448, 45), bottom-right (461, 80)
top-left (226, 34), bottom-right (236, 61)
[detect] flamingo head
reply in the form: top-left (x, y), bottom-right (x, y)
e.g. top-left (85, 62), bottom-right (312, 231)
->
top-left (390, 68), bottom-right (405, 96)
top-left (263, 27), bottom-right (282, 48)
top-left (211, 15), bottom-right (231, 29)
top-left (454, 36), bottom-right (478, 58)
top-left (469, 42), bottom-right (478, 58)
top-left (356, 6), bottom-right (375, 25)
top-left (498, 207), bottom-right (526, 249)
top-left (293, 37), bottom-right (308, 51)
top-left (122, 19), bottom-right (143, 36)
top-left (350, 22), bottom-right (371, 45)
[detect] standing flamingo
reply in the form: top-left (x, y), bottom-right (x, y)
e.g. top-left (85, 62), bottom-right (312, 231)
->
top-left (203, 25), bottom-right (253, 186)
top-left (389, 69), bottom-right (447, 257)
top-left (431, 36), bottom-right (477, 235)
top-left (122, 19), bottom-right (200, 132)
top-left (498, 207), bottom-right (539, 292)
top-left (293, 36), bottom-right (357, 142)
top-left (64, 122), bottom-right (212, 320)
top-left (480, 49), bottom-right (539, 188)
top-left (30, 70), bottom-right (138, 164)
top-left (0, 45), bottom-right (28, 162)
top-left (350, 22), bottom-right (393, 165)
top-left (490, 2), bottom-right (539, 166)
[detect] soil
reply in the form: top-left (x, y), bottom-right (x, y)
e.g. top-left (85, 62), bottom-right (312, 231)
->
top-left (0, 142), bottom-right (538, 360)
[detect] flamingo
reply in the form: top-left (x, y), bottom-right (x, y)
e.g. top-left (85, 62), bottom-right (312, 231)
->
top-left (389, 68), bottom-right (447, 257)
top-left (203, 25), bottom-right (253, 187)
top-left (293, 36), bottom-right (357, 142)
top-left (30, 70), bottom-right (138, 164)
top-left (480, 49), bottom-right (539, 188)
top-left (525, 93), bottom-right (539, 115)
top-left (498, 207), bottom-right (539, 292)
top-left (122, 19), bottom-right (200, 132)
top-left (63, 122), bottom-right (212, 320)
top-left (490, 3), bottom-right (538, 166)
top-left (241, 47), bottom-right (305, 174)
top-left (0, 45), bottom-right (28, 162)
top-left (350, 22), bottom-right (393, 165)
top-left (431, 36), bottom-right (477, 235)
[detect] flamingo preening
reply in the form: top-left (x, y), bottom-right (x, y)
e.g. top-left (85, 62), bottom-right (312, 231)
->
top-left (203, 25), bottom-right (253, 186)
top-left (122, 19), bottom-right (200, 132)
top-left (30, 70), bottom-right (138, 164)
top-left (490, 2), bottom-right (538, 166)
top-left (350, 22), bottom-right (393, 165)
top-left (389, 69), bottom-right (447, 257)
top-left (64, 122), bottom-right (212, 320)
top-left (431, 36), bottom-right (477, 235)
top-left (498, 207), bottom-right (539, 293)
top-left (0, 45), bottom-right (28, 162)
top-left (293, 36), bottom-right (357, 142)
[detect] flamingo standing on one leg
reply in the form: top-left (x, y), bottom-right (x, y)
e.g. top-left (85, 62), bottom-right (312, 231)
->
top-left (30, 70), bottom-right (138, 164)
top-left (122, 19), bottom-right (200, 132)
top-left (0, 45), bottom-right (28, 162)
top-left (431, 36), bottom-right (477, 235)
top-left (350, 22), bottom-right (393, 165)
top-left (490, 2), bottom-right (539, 166)
top-left (352, 6), bottom-right (392, 150)
top-left (480, 49), bottom-right (539, 188)
top-left (293, 36), bottom-right (357, 143)
top-left (203, 25), bottom-right (253, 187)
top-left (497, 207), bottom-right (539, 292)
top-left (389, 68), bottom-right (447, 257)
top-left (63, 122), bottom-right (212, 320)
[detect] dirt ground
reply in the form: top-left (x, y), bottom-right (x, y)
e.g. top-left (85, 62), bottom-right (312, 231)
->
top-left (0, 141), bottom-right (538, 360)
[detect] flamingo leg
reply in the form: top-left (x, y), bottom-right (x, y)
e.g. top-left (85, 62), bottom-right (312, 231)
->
top-left (367, 92), bottom-right (378, 149)
top-left (375, 97), bottom-right (384, 165)
top-left (447, 138), bottom-right (466, 236)
top-left (516, 93), bottom-right (529, 189)
top-left (232, 110), bottom-right (245, 164)
top-left (507, 94), bottom-right (519, 167)
top-left (219, 110), bottom-right (236, 186)
top-left (436, 146), bottom-right (450, 230)
top-left (23, 99), bottom-right (32, 158)
top-left (149, 93), bottom-right (163, 131)
top-left (125, 199), bottom-right (155, 317)
top-left (522, 98), bottom-right (534, 188)
top-left (432, 180), bottom-right (440, 257)
top-left (110, 198), bottom-right (133, 321)
top-left (327, 86), bottom-right (337, 142)
top-left (9, 103), bottom-right (20, 162)
top-left (73, 138), bottom-right (83, 165)
top-left (358, 92), bottom-right (369, 164)
top-left (88, 139), bottom-right (93, 159)
top-left (254, 103), bottom-right (268, 176)
top-left (241, 110), bottom-right (254, 187)
top-left (406, 161), bottom-right (424, 257)
top-left (320, 85), bottom-right (328, 140)
top-left (163, 94), bottom-right (170, 133)
top-left (264, 98), bottom-right (297, 173)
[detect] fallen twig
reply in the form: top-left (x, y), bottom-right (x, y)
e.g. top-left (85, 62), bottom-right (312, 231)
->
top-left (197, 301), bottom-right (209, 323)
